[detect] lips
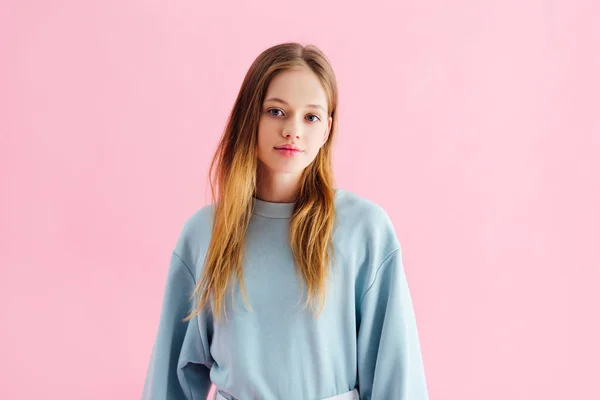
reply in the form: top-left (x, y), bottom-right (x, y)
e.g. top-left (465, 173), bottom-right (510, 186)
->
top-left (275, 145), bottom-right (303, 151)
top-left (274, 147), bottom-right (303, 157)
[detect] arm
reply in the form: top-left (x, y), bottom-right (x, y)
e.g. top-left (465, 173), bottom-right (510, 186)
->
top-left (357, 249), bottom-right (429, 399)
top-left (141, 252), bottom-right (212, 400)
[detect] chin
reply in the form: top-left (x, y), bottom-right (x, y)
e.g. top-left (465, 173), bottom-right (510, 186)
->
top-left (262, 160), bottom-right (307, 175)
top-left (271, 166), bottom-right (305, 174)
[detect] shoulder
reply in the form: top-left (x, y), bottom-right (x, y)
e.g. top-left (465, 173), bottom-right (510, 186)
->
top-left (334, 188), bottom-right (401, 256)
top-left (335, 188), bottom-right (392, 223)
top-left (172, 203), bottom-right (215, 280)
top-left (180, 203), bottom-right (215, 239)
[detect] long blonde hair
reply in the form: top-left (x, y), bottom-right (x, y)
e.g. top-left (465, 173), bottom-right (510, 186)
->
top-left (184, 42), bottom-right (339, 323)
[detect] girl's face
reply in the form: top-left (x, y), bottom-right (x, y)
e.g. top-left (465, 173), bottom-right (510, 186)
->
top-left (257, 67), bottom-right (332, 177)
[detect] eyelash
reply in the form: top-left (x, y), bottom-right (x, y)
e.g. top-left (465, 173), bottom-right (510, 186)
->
top-left (267, 108), bottom-right (321, 122)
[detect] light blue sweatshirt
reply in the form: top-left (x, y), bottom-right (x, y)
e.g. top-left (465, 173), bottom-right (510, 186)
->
top-left (141, 188), bottom-right (429, 400)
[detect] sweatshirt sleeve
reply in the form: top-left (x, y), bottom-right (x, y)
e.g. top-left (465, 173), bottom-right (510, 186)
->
top-left (141, 252), bottom-right (213, 400)
top-left (356, 248), bottom-right (429, 399)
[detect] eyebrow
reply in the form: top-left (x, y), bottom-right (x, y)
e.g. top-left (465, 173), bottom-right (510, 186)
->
top-left (264, 97), bottom-right (326, 113)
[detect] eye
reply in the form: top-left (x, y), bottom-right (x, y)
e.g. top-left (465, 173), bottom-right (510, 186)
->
top-left (267, 108), bottom-right (283, 117)
top-left (306, 114), bottom-right (321, 123)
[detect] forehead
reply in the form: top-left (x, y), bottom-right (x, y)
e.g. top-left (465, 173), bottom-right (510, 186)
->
top-left (264, 68), bottom-right (328, 108)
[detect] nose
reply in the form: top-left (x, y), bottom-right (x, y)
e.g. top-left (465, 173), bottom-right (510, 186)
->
top-left (281, 116), bottom-right (302, 139)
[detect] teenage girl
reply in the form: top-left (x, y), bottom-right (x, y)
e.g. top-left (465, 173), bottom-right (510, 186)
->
top-left (141, 42), bottom-right (429, 400)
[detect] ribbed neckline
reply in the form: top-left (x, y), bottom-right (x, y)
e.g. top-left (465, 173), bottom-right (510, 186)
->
top-left (251, 188), bottom-right (341, 219)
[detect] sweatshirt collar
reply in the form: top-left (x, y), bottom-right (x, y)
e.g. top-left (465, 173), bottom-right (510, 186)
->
top-left (251, 188), bottom-right (340, 219)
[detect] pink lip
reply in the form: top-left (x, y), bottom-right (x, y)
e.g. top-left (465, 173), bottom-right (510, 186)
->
top-left (275, 144), bottom-right (302, 151)
top-left (275, 148), bottom-right (303, 157)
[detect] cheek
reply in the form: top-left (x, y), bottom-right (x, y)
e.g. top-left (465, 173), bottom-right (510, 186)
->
top-left (257, 120), bottom-right (268, 144)
top-left (306, 131), bottom-right (324, 148)
top-left (257, 122), bottom-right (277, 153)
top-left (257, 118), bottom-right (276, 139)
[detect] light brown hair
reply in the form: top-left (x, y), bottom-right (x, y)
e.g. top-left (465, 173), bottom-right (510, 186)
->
top-left (184, 42), bottom-right (339, 323)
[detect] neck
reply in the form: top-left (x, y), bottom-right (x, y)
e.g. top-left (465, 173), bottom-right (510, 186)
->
top-left (255, 164), bottom-right (302, 203)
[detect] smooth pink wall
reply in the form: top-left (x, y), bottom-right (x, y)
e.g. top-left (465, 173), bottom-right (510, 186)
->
top-left (1, 1), bottom-right (598, 399)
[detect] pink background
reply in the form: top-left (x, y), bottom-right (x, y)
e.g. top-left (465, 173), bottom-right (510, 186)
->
top-left (1, 1), bottom-right (599, 399)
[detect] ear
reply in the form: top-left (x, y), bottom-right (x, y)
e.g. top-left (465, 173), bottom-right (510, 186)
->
top-left (323, 116), bottom-right (332, 145)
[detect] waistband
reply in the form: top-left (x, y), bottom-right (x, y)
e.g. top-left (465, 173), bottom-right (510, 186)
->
top-left (214, 387), bottom-right (359, 400)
